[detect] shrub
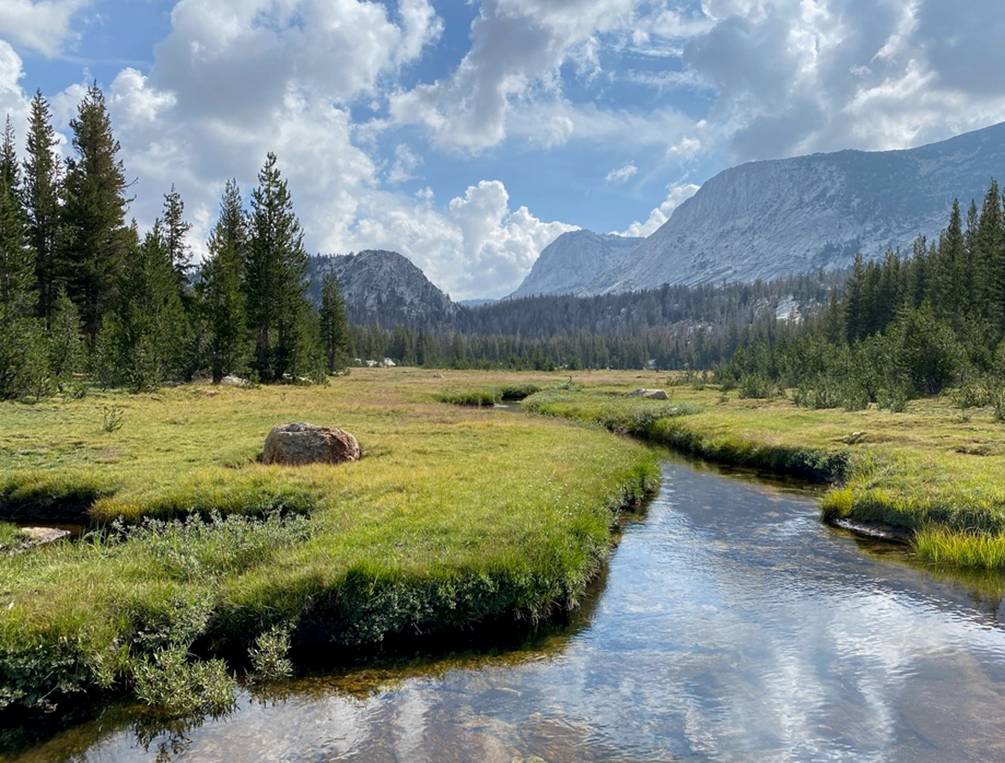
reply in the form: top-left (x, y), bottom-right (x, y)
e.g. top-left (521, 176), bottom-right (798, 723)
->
top-left (132, 647), bottom-right (236, 718)
top-left (248, 623), bottom-right (294, 682)
top-left (737, 374), bottom-right (775, 399)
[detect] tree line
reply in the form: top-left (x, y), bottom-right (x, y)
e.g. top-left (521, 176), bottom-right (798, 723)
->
top-left (716, 180), bottom-right (1005, 415)
top-left (346, 271), bottom-right (841, 370)
top-left (0, 85), bottom-right (351, 399)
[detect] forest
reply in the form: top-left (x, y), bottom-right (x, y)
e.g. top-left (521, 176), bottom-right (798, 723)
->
top-left (716, 183), bottom-right (1005, 415)
top-left (350, 271), bottom-right (842, 370)
top-left (0, 85), bottom-right (352, 400)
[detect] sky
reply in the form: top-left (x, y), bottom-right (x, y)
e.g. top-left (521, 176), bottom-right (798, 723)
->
top-left (1, 1), bottom-right (1004, 300)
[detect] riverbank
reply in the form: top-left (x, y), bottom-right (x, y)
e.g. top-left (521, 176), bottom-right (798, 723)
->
top-left (0, 369), bottom-right (657, 719)
top-left (521, 382), bottom-right (1005, 569)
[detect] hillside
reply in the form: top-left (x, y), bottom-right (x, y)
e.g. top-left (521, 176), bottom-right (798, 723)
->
top-left (508, 230), bottom-right (642, 298)
top-left (308, 250), bottom-right (458, 326)
top-left (512, 121), bottom-right (1005, 296)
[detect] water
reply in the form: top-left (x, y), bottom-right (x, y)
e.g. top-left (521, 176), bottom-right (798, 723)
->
top-left (11, 458), bottom-right (1005, 761)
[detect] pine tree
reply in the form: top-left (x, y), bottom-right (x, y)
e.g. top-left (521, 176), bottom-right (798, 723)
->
top-left (0, 150), bottom-right (47, 399)
top-left (319, 272), bottom-right (351, 374)
top-left (245, 153), bottom-right (321, 382)
top-left (23, 91), bottom-right (63, 324)
top-left (94, 221), bottom-right (189, 390)
top-left (933, 200), bottom-right (966, 325)
top-left (162, 184), bottom-right (192, 291)
top-left (844, 253), bottom-right (866, 343)
top-left (0, 115), bottom-right (20, 198)
top-left (202, 180), bottom-right (248, 382)
top-left (47, 287), bottom-right (84, 388)
top-left (61, 84), bottom-right (131, 342)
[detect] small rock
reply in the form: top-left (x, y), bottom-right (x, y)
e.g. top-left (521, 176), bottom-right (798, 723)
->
top-left (20, 527), bottom-right (71, 547)
top-left (629, 388), bottom-right (669, 400)
top-left (262, 423), bottom-right (361, 466)
top-left (220, 374), bottom-right (250, 388)
top-left (841, 431), bottom-right (867, 445)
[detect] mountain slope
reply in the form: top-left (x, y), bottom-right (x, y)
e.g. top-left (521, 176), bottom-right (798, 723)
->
top-left (508, 230), bottom-right (642, 298)
top-left (308, 250), bottom-right (458, 326)
top-left (513, 121), bottom-right (1005, 296)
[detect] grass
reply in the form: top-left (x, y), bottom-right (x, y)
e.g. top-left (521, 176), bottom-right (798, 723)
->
top-left (435, 382), bottom-right (541, 407)
top-left (0, 524), bottom-right (24, 553)
top-left (0, 369), bottom-right (657, 717)
top-left (517, 378), bottom-right (1005, 569)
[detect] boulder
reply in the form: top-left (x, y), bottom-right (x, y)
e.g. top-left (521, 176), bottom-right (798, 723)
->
top-left (262, 423), bottom-right (361, 466)
top-left (220, 374), bottom-right (250, 388)
top-left (629, 388), bottom-right (669, 400)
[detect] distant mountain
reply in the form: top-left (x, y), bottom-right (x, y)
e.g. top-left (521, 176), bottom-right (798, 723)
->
top-left (511, 121), bottom-right (1005, 296)
top-left (508, 230), bottom-right (642, 298)
top-left (308, 250), bottom-right (458, 326)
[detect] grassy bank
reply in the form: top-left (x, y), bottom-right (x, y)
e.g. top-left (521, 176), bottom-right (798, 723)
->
top-left (0, 369), bottom-right (657, 717)
top-left (520, 380), bottom-right (1005, 569)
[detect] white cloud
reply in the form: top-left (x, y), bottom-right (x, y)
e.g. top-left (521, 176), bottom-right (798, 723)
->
top-left (0, 0), bottom-right (91, 57)
top-left (389, 0), bottom-right (638, 151)
top-left (620, 182), bottom-right (700, 238)
top-left (387, 143), bottom-right (422, 184)
top-left (0, 41), bottom-right (29, 136)
top-left (337, 179), bottom-right (576, 299)
top-left (605, 162), bottom-right (637, 184)
top-left (681, 0), bottom-right (1005, 159)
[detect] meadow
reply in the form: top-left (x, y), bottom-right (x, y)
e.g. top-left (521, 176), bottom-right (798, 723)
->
top-left (4, 366), bottom-right (1005, 722)
top-left (521, 378), bottom-right (1005, 567)
top-left (0, 368), bottom-right (657, 717)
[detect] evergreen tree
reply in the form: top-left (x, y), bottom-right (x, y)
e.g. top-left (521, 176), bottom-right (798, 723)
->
top-left (162, 184), bottom-right (192, 291)
top-left (61, 84), bottom-right (131, 341)
top-left (23, 91), bottom-right (63, 324)
top-left (0, 149), bottom-right (48, 400)
top-left (0, 115), bottom-right (20, 198)
top-left (844, 253), bottom-right (866, 343)
top-left (94, 222), bottom-right (189, 390)
top-left (319, 273), bottom-right (351, 374)
top-left (47, 287), bottom-right (84, 388)
top-left (202, 180), bottom-right (248, 382)
top-left (245, 153), bottom-right (322, 382)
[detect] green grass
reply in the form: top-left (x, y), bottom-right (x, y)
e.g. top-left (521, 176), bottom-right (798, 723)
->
top-left (519, 378), bottom-right (1005, 569)
top-left (0, 524), bottom-right (23, 553)
top-left (435, 382), bottom-right (541, 407)
top-left (0, 369), bottom-right (657, 716)
top-left (914, 527), bottom-right (1005, 569)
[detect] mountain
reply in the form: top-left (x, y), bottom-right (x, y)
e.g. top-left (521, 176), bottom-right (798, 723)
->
top-left (513, 121), bottom-right (1005, 296)
top-left (308, 250), bottom-right (458, 326)
top-left (508, 230), bottom-right (643, 298)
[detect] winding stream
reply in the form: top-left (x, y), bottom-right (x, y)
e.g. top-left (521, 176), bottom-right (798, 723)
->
top-left (10, 457), bottom-right (1005, 761)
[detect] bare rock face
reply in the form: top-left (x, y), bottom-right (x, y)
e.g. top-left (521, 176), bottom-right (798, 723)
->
top-left (262, 423), bottom-right (361, 466)
top-left (629, 388), bottom-right (669, 400)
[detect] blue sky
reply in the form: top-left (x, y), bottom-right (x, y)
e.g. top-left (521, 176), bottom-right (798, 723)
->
top-left (1, 1), bottom-right (1004, 298)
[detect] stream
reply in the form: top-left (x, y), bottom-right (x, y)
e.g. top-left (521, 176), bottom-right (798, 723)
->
top-left (9, 456), bottom-right (1005, 761)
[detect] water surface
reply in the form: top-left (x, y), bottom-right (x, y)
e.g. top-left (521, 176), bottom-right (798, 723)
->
top-left (11, 458), bottom-right (1005, 761)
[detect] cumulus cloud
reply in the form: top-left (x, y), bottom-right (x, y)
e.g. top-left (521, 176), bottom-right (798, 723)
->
top-left (620, 182), bottom-right (700, 238)
top-left (389, 0), bottom-right (638, 151)
top-left (680, 0), bottom-right (1005, 159)
top-left (339, 179), bottom-right (576, 299)
top-left (605, 162), bottom-right (637, 184)
top-left (0, 0), bottom-right (91, 57)
top-left (0, 42), bottom-right (29, 136)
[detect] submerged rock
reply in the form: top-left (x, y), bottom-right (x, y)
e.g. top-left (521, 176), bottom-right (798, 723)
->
top-left (629, 388), bottom-right (669, 400)
top-left (262, 423), bottom-right (361, 466)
